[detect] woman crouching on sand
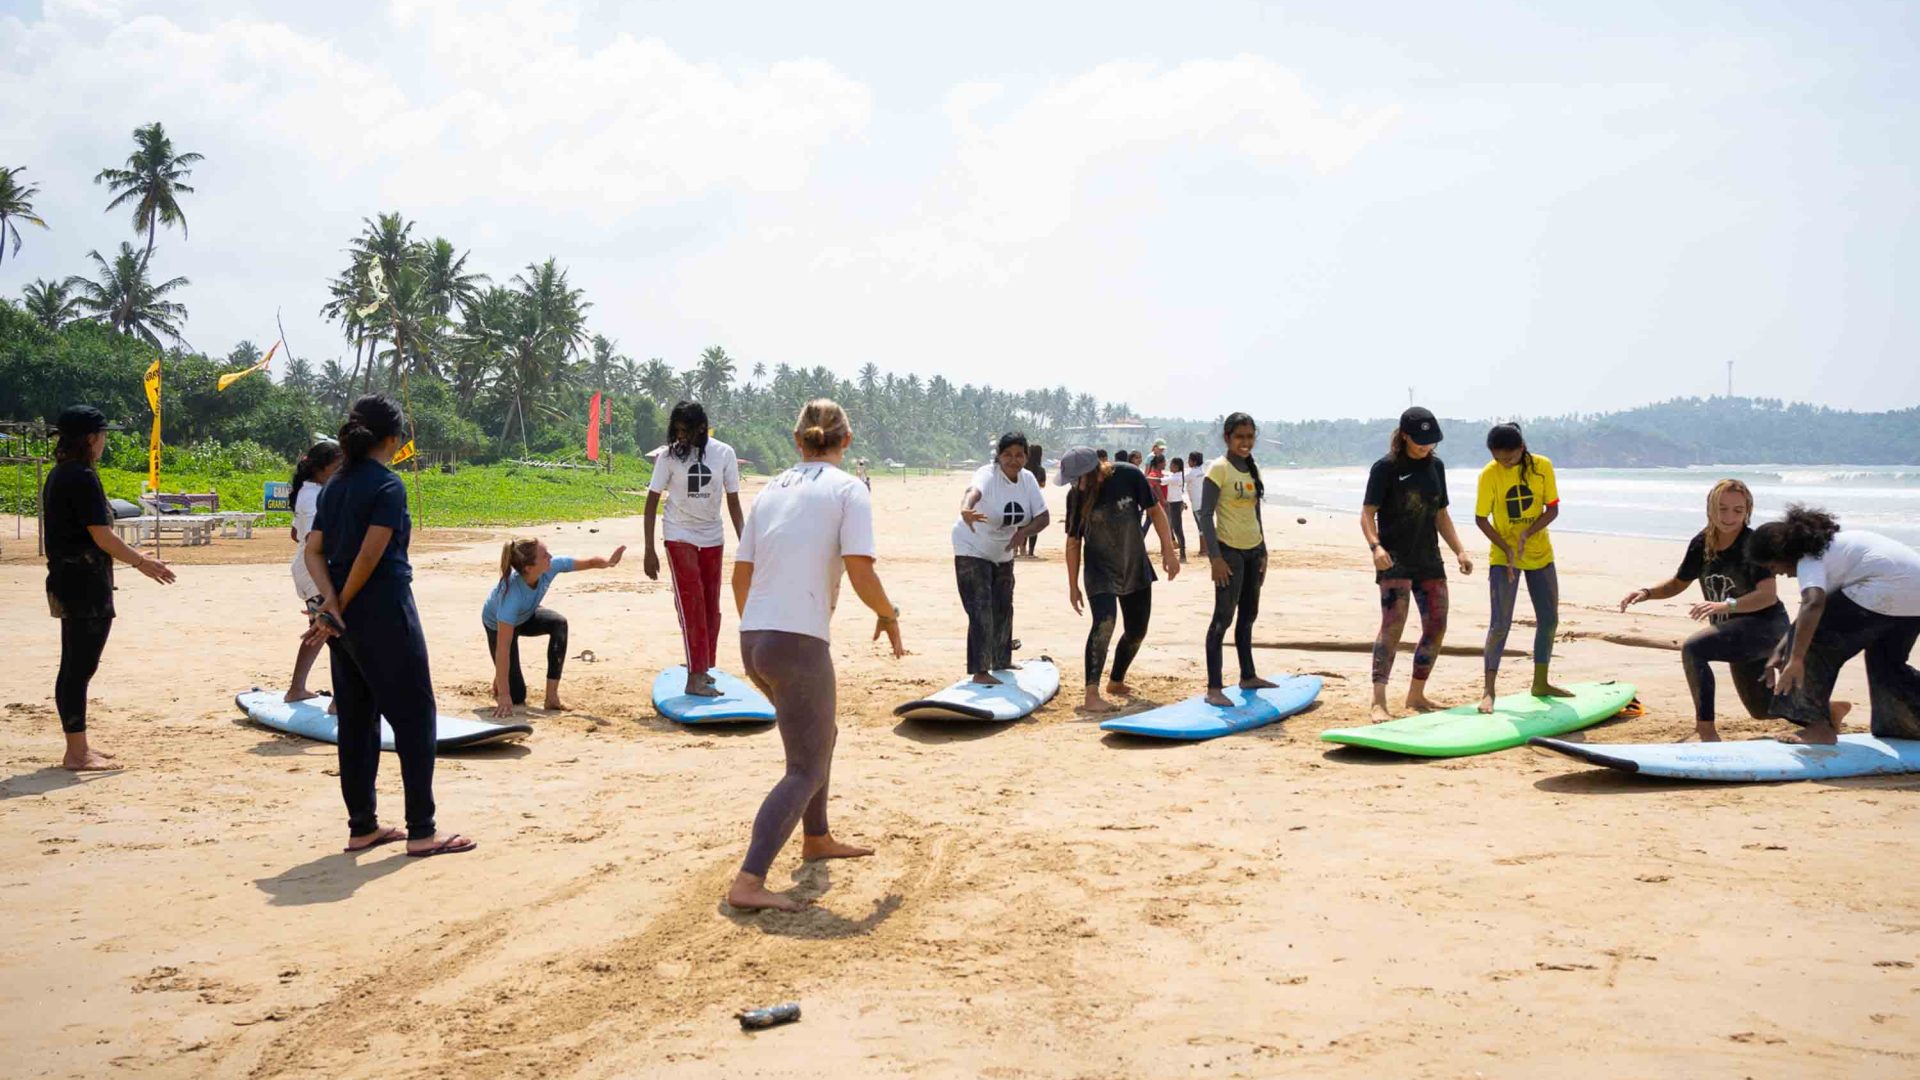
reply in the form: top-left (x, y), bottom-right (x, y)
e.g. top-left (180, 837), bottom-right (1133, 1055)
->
top-left (1361, 407), bottom-right (1472, 722)
top-left (304, 394), bottom-right (475, 858)
top-left (726, 399), bottom-right (904, 912)
top-left (1059, 446), bottom-right (1179, 712)
top-left (1618, 479), bottom-right (1784, 741)
top-left (484, 538), bottom-right (625, 718)
top-left (1748, 505), bottom-right (1920, 745)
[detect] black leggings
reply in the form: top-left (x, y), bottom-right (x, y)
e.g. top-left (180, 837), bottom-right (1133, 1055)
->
top-left (954, 556), bottom-right (1014, 674)
top-left (1681, 608), bottom-right (1788, 724)
top-left (1772, 592), bottom-right (1920, 738)
top-left (1206, 544), bottom-right (1266, 688)
top-left (331, 584), bottom-right (438, 841)
top-left (55, 616), bottom-right (114, 734)
top-left (1166, 503), bottom-right (1187, 560)
top-left (740, 630), bottom-right (838, 878)
top-left (483, 606), bottom-right (569, 705)
top-left (1086, 588), bottom-right (1152, 686)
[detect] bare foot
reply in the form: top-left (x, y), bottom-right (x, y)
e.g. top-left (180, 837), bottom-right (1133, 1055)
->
top-left (1370, 703), bottom-right (1396, 723)
top-left (1532, 682), bottom-right (1575, 698)
top-left (543, 697), bottom-right (567, 712)
top-left (685, 673), bottom-right (722, 698)
top-left (1204, 690), bottom-right (1234, 707)
top-left (1477, 695), bottom-right (1497, 715)
top-left (802, 834), bottom-right (874, 861)
top-left (970, 672), bottom-right (1002, 686)
top-left (345, 825), bottom-right (405, 852)
top-left (1831, 701), bottom-right (1854, 726)
top-left (1239, 676), bottom-right (1279, 690)
top-left (1082, 689), bottom-right (1120, 714)
top-left (285, 688), bottom-right (321, 704)
top-left (725, 872), bottom-right (806, 912)
top-left (1404, 695), bottom-right (1440, 714)
top-left (1694, 722), bottom-right (1722, 743)
top-left (1105, 681), bottom-right (1134, 698)
top-left (61, 750), bottom-right (121, 771)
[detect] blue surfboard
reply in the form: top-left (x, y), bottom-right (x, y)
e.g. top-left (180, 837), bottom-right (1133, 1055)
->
top-left (236, 690), bottom-right (532, 752)
top-left (1531, 734), bottom-right (1920, 782)
top-left (1100, 675), bottom-right (1323, 741)
top-left (652, 666), bottom-right (776, 724)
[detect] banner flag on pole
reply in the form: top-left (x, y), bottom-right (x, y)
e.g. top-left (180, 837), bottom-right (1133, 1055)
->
top-left (586, 392), bottom-right (602, 462)
top-left (143, 358), bottom-right (162, 490)
top-left (217, 340), bottom-right (279, 391)
top-left (391, 439), bottom-right (416, 466)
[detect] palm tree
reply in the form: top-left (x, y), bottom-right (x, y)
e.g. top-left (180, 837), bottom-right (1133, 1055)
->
top-left (93, 123), bottom-right (203, 272)
top-left (751, 360), bottom-right (767, 387)
top-left (639, 359), bottom-right (677, 405)
top-left (283, 355), bottom-right (316, 396)
top-left (588, 334), bottom-right (622, 392)
top-left (418, 237), bottom-right (487, 319)
top-left (0, 166), bottom-right (49, 270)
top-left (858, 362), bottom-right (880, 402)
top-left (677, 368), bottom-right (700, 401)
top-left (695, 345), bottom-right (736, 403)
top-left (617, 357), bottom-right (643, 396)
top-left (20, 278), bottom-right (82, 331)
top-left (66, 242), bottom-right (189, 347)
top-left (318, 359), bottom-right (353, 411)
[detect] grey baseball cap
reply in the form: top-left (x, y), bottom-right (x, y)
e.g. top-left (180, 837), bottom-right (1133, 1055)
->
top-left (1053, 446), bottom-right (1100, 486)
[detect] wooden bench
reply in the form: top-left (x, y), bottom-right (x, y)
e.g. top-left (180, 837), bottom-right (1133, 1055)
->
top-left (213, 512), bottom-right (265, 539)
top-left (136, 516), bottom-right (214, 546)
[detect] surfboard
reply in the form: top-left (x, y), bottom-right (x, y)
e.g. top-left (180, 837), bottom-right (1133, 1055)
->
top-left (652, 666), bottom-right (776, 724)
top-left (1319, 681), bottom-right (1635, 757)
top-left (1099, 675), bottom-right (1323, 741)
top-left (236, 689), bottom-right (532, 752)
top-left (1530, 734), bottom-right (1920, 781)
top-left (893, 658), bottom-right (1061, 721)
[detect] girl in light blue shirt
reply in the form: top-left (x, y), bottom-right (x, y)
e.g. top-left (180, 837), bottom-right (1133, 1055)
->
top-left (484, 538), bottom-right (624, 717)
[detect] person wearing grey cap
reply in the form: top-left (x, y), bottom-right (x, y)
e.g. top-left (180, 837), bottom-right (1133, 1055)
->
top-left (41, 405), bottom-right (176, 770)
top-left (1057, 447), bottom-right (1179, 712)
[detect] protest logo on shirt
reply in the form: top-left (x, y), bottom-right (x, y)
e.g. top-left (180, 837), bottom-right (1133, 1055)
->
top-left (1503, 482), bottom-right (1536, 518)
top-left (687, 461), bottom-right (712, 495)
top-left (1002, 501), bottom-right (1028, 527)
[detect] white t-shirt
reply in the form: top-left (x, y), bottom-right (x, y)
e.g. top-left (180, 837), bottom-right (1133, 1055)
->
top-left (950, 464), bottom-right (1046, 564)
top-left (1164, 467), bottom-right (1188, 504)
top-left (290, 482), bottom-right (322, 601)
top-left (1796, 530), bottom-right (1920, 617)
top-left (647, 438), bottom-right (741, 547)
top-left (737, 461), bottom-right (877, 641)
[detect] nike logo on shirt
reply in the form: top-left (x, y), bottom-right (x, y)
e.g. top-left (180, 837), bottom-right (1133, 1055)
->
top-left (1398, 474), bottom-right (1412, 481)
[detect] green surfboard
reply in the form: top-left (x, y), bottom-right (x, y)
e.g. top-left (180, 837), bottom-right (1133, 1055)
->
top-left (1320, 681), bottom-right (1635, 758)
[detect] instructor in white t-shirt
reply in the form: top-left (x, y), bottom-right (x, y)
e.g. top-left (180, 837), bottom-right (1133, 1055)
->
top-left (725, 398), bottom-right (904, 913)
top-left (643, 401), bottom-right (745, 698)
top-left (951, 432), bottom-right (1050, 684)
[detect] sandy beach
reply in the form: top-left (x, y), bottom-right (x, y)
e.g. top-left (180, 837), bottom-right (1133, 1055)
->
top-left (1, 471), bottom-right (1913, 1079)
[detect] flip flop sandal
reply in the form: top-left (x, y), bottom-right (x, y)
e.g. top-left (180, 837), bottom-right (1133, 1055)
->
top-left (407, 835), bottom-right (478, 858)
top-left (343, 827), bottom-right (405, 853)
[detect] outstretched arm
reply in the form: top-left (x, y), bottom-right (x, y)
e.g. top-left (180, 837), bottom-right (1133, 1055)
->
top-left (727, 492), bottom-right (745, 540)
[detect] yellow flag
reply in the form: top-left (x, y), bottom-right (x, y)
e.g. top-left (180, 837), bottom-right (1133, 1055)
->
top-left (391, 439), bottom-right (416, 465)
top-left (143, 359), bottom-right (162, 490)
top-left (217, 341), bottom-right (279, 392)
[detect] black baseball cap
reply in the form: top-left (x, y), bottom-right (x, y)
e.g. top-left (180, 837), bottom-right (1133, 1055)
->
top-left (55, 405), bottom-right (117, 438)
top-left (1400, 406), bottom-right (1443, 446)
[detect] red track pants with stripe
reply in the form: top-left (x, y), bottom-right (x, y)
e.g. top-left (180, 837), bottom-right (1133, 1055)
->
top-left (665, 540), bottom-right (724, 674)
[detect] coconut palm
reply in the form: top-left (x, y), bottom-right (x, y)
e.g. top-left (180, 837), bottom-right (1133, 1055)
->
top-left (66, 242), bottom-right (189, 347)
top-left (20, 278), bottom-right (82, 331)
top-left (695, 346), bottom-right (736, 403)
top-left (93, 124), bottom-right (203, 272)
top-left (419, 237), bottom-right (487, 319)
top-left (283, 356), bottom-right (316, 396)
top-left (0, 166), bottom-right (50, 270)
top-left (638, 359), bottom-right (677, 405)
top-left (318, 358), bottom-right (354, 411)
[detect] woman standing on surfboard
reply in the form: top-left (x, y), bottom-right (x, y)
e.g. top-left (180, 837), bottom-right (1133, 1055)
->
top-left (286, 440), bottom-right (343, 712)
top-left (642, 401), bottom-right (745, 698)
top-left (41, 405), bottom-right (176, 771)
top-left (951, 432), bottom-right (1050, 685)
top-left (726, 399), bottom-right (904, 912)
top-left (1474, 423), bottom-right (1572, 714)
top-left (1749, 505), bottom-right (1920, 745)
top-left (484, 538), bottom-right (626, 718)
top-left (1194, 413), bottom-right (1280, 708)
top-left (1361, 407), bottom-right (1473, 722)
top-left (303, 395), bottom-right (475, 858)
top-left (1060, 446), bottom-right (1179, 713)
top-left (1618, 479), bottom-right (1785, 741)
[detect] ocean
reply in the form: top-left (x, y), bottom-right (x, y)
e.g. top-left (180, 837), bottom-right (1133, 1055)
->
top-left (1264, 464), bottom-right (1920, 549)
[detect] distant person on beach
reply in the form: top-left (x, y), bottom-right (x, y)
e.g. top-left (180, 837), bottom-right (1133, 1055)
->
top-left (1062, 447), bottom-right (1179, 713)
top-left (1361, 407), bottom-right (1473, 722)
top-left (1096, 449), bottom-right (1109, 465)
top-left (1163, 455), bottom-right (1189, 561)
top-left (286, 440), bottom-right (343, 713)
top-left (1129, 450), bottom-right (1144, 468)
top-left (1141, 453), bottom-right (1168, 540)
top-left (856, 458), bottom-right (871, 490)
top-left (484, 538), bottom-right (625, 717)
top-left (303, 394), bottom-right (474, 857)
top-left (1748, 505), bottom-right (1920, 745)
top-left (1618, 479), bottom-right (1784, 741)
top-left (42, 405), bottom-right (176, 770)
top-left (1187, 451), bottom-right (1209, 558)
top-left (951, 432), bottom-right (1050, 684)
top-left (1022, 444), bottom-right (1046, 557)
top-left (643, 401), bottom-right (744, 698)
top-left (727, 399), bottom-right (903, 912)
top-left (1475, 423), bottom-right (1572, 713)
top-left (1194, 413), bottom-right (1281, 707)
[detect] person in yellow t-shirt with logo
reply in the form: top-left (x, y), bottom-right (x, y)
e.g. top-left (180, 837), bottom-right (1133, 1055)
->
top-left (1194, 413), bottom-right (1283, 707)
top-left (1473, 422), bottom-right (1572, 714)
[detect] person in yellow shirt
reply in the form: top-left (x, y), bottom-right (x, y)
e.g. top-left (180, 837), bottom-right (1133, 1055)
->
top-left (1194, 413), bottom-right (1282, 707)
top-left (1473, 423), bottom-right (1572, 713)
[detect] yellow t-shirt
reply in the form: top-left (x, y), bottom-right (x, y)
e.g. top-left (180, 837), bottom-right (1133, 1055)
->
top-left (1205, 456), bottom-right (1264, 550)
top-left (1475, 454), bottom-right (1558, 569)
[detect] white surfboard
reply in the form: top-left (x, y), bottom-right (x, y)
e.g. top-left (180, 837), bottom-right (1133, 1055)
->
top-left (1530, 734), bottom-right (1920, 782)
top-left (237, 690), bottom-right (532, 752)
top-left (893, 659), bottom-right (1061, 722)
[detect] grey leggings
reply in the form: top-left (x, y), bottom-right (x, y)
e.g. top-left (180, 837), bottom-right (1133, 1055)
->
top-left (740, 630), bottom-right (839, 878)
top-left (1485, 563), bottom-right (1558, 673)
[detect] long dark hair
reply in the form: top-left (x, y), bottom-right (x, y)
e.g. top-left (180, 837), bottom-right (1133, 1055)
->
top-left (1223, 412), bottom-right (1264, 499)
top-left (1485, 423), bottom-right (1537, 482)
top-left (1749, 504), bottom-right (1841, 565)
top-left (1075, 460), bottom-right (1116, 530)
top-left (290, 440), bottom-right (343, 505)
top-left (53, 430), bottom-right (95, 466)
top-left (339, 394), bottom-right (406, 465)
top-left (668, 400), bottom-right (709, 463)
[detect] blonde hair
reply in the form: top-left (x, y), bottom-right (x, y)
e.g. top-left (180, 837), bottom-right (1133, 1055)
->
top-left (499, 537), bottom-right (539, 583)
top-left (794, 398), bottom-right (851, 455)
top-left (1702, 478), bottom-right (1754, 555)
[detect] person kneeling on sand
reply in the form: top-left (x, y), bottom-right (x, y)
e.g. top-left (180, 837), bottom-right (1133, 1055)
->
top-left (484, 538), bottom-right (625, 718)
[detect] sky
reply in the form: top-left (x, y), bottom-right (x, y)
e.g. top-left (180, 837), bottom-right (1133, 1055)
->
top-left (3, 0), bottom-right (1917, 422)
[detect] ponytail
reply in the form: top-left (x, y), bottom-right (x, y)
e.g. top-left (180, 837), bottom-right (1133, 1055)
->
top-left (499, 537), bottom-right (539, 584)
top-left (290, 440), bottom-right (344, 506)
top-left (1223, 411), bottom-right (1264, 499)
top-left (1486, 422), bottom-right (1536, 481)
top-left (339, 394), bottom-right (406, 466)
top-left (794, 398), bottom-right (851, 456)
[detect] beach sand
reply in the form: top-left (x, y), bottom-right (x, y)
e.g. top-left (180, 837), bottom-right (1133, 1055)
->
top-left (1, 472), bottom-right (1914, 1078)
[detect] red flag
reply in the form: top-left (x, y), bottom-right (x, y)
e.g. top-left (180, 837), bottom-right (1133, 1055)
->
top-left (586, 392), bottom-right (602, 461)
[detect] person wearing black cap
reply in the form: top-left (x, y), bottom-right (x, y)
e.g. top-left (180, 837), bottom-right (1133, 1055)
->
top-left (1058, 446), bottom-right (1179, 712)
top-left (1360, 407), bottom-right (1472, 721)
top-left (42, 405), bottom-right (176, 770)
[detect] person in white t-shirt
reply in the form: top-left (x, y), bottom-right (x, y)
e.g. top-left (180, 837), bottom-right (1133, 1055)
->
top-left (951, 432), bottom-right (1051, 684)
top-left (726, 398), bottom-right (904, 913)
top-left (1162, 454), bottom-right (1189, 561)
top-left (643, 402), bottom-right (745, 697)
top-left (1750, 505), bottom-right (1920, 744)
top-left (285, 440), bottom-right (343, 711)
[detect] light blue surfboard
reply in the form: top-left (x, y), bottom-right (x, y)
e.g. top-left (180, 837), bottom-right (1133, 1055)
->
top-left (236, 689), bottom-right (532, 752)
top-left (1100, 675), bottom-right (1323, 741)
top-left (1531, 734), bottom-right (1920, 782)
top-left (652, 666), bottom-right (776, 724)
top-left (894, 659), bottom-right (1061, 721)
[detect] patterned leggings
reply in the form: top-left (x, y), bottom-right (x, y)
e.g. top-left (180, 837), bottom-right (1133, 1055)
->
top-left (1372, 578), bottom-right (1449, 685)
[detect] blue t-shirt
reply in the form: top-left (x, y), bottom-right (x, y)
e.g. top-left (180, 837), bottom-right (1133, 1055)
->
top-left (482, 557), bottom-right (577, 629)
top-left (312, 461), bottom-right (411, 589)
